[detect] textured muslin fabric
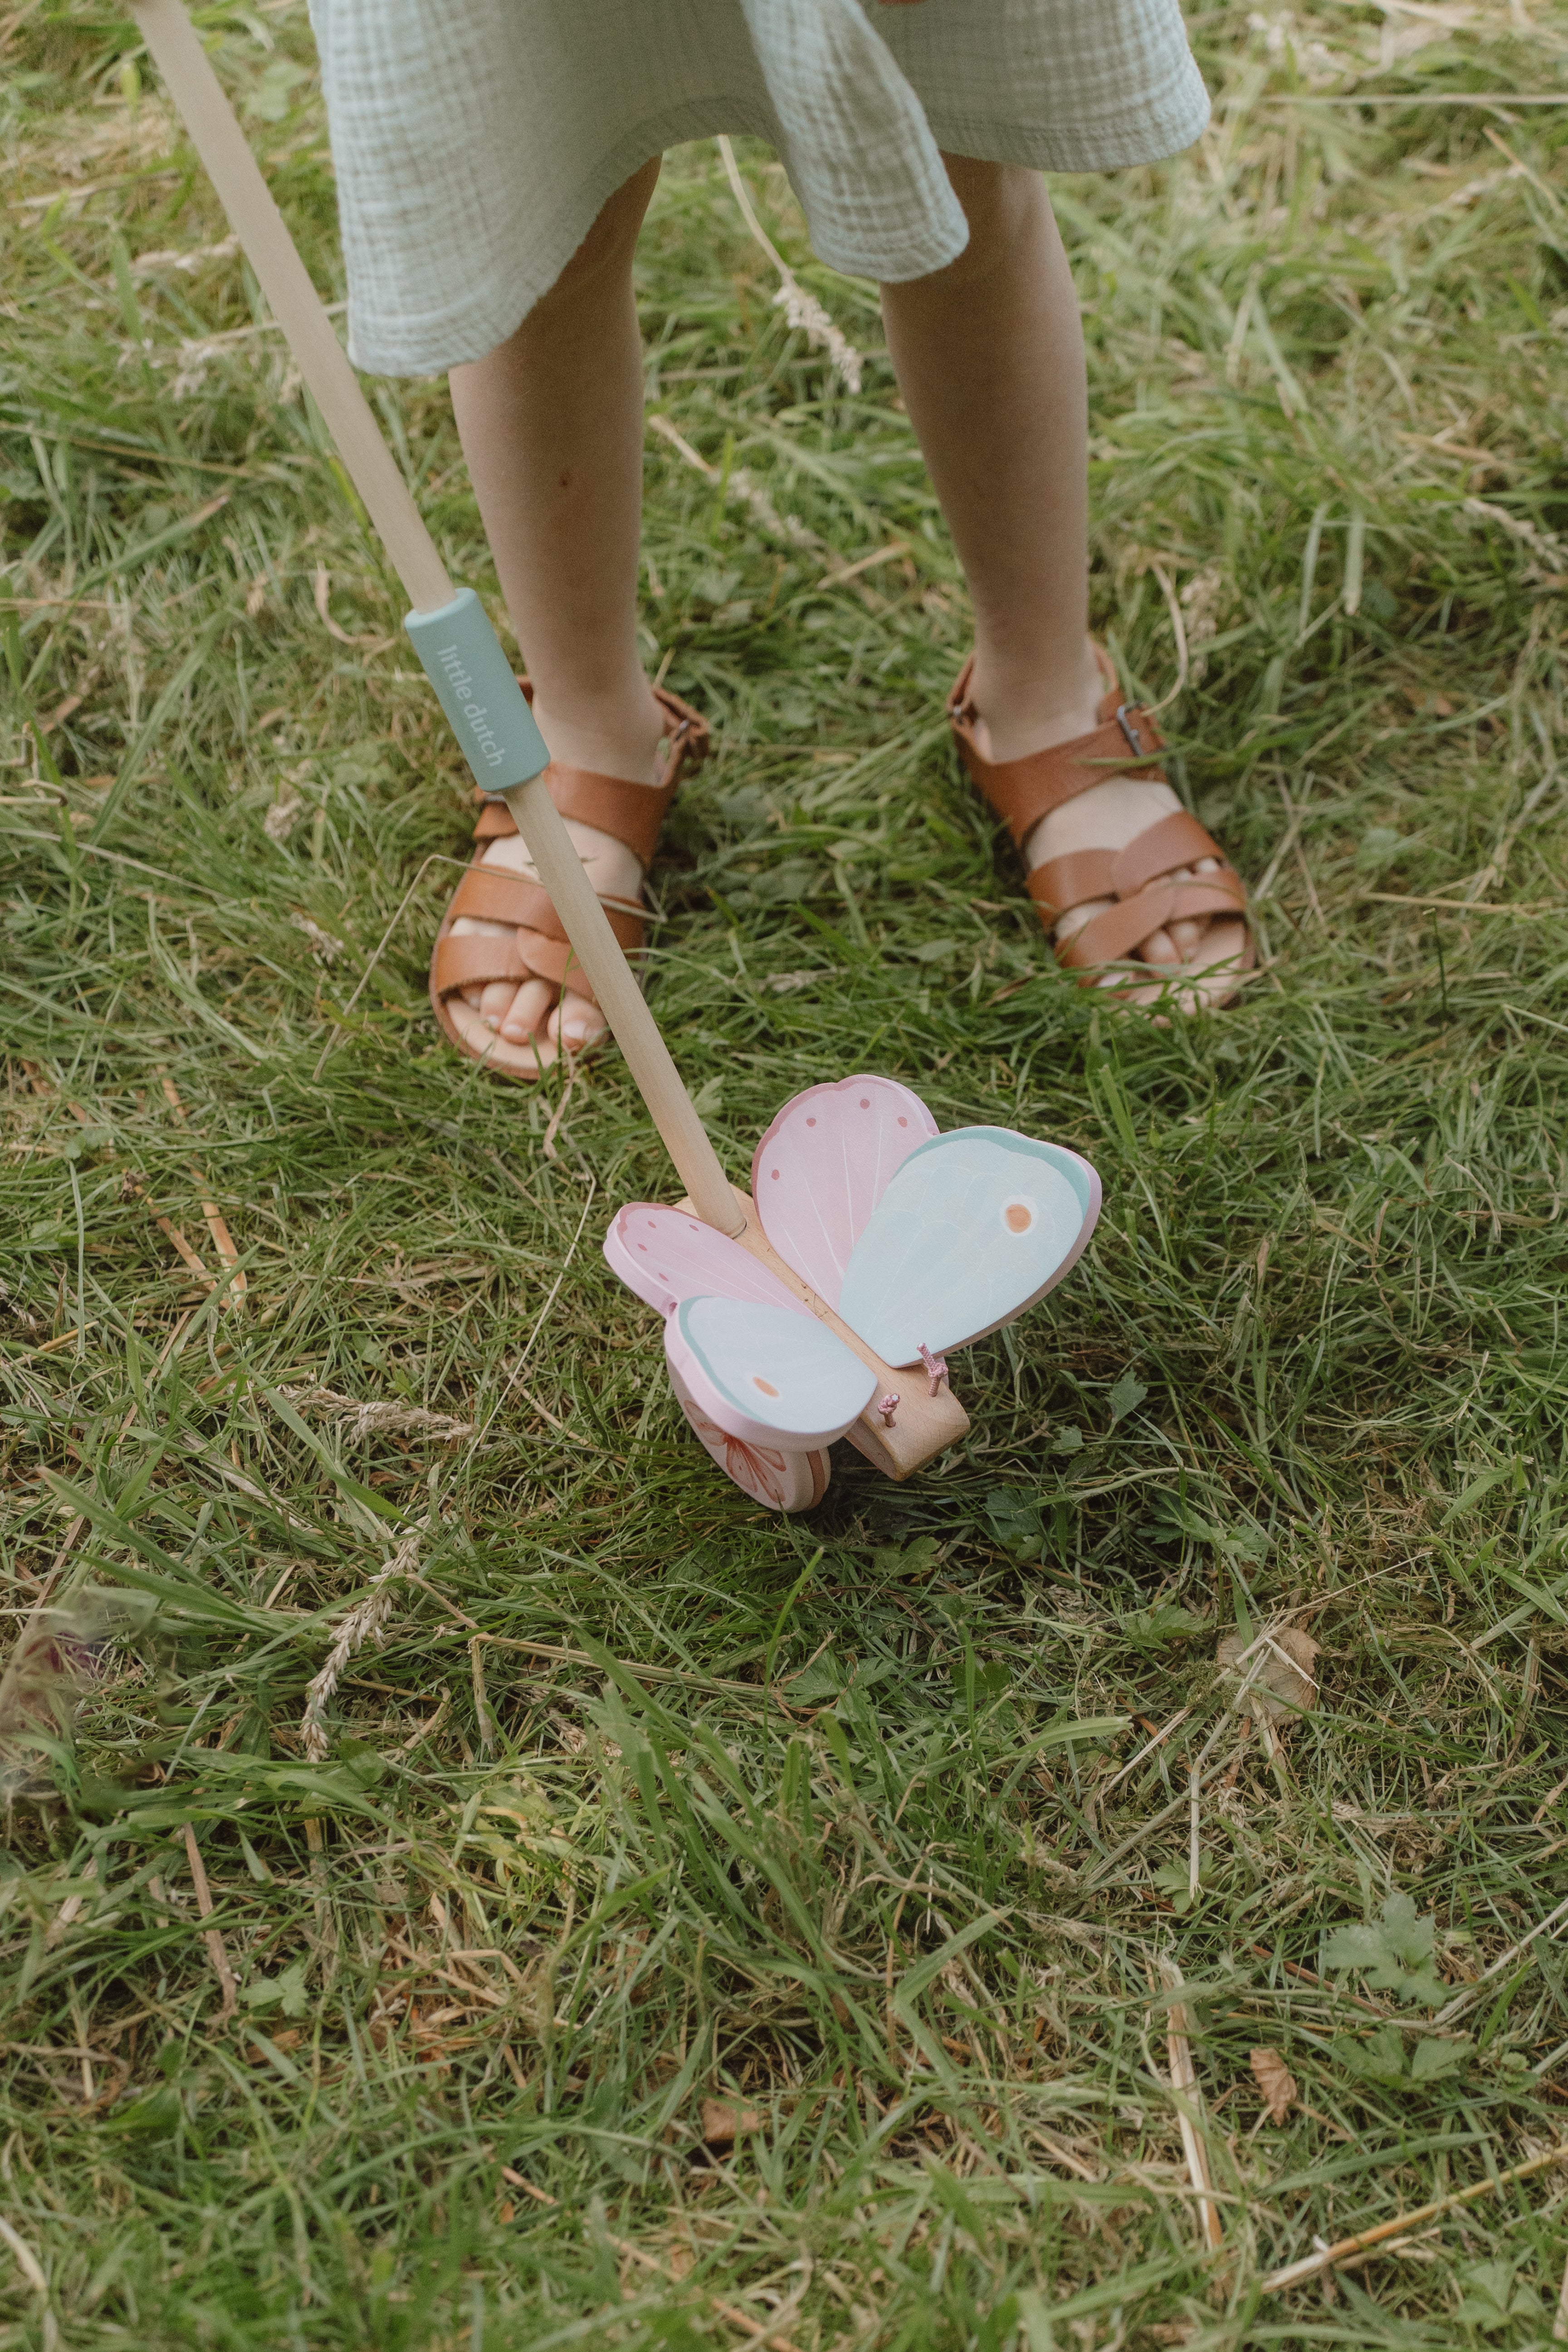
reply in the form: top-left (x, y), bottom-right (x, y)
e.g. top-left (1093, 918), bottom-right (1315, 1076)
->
top-left (308, 0), bottom-right (1209, 377)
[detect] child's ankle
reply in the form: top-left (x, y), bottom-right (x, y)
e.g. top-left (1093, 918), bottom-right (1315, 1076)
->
top-left (966, 639), bottom-right (1104, 765)
top-left (528, 680), bottom-right (667, 785)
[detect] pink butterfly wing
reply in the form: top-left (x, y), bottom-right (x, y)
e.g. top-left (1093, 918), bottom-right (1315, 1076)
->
top-left (604, 1203), bottom-right (808, 1320)
top-left (750, 1074), bottom-right (938, 1306)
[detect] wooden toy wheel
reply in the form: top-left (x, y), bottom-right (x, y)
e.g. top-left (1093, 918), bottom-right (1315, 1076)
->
top-left (667, 1362), bottom-right (830, 1513)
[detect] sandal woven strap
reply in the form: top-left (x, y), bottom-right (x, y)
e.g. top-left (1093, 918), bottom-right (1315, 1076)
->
top-left (431, 925), bottom-right (607, 1009)
top-left (1052, 875), bottom-right (1249, 971)
top-left (1027, 809), bottom-right (1241, 919)
top-left (437, 680), bottom-right (707, 1015)
top-left (947, 647), bottom-right (1256, 989)
top-left (431, 868), bottom-right (645, 1013)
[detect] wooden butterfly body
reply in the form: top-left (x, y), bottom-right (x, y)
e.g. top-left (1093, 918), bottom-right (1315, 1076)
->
top-left (605, 1075), bottom-right (1100, 1511)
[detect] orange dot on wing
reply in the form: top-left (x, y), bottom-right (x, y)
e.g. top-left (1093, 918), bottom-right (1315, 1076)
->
top-left (1006, 1204), bottom-right (1032, 1233)
top-left (752, 1376), bottom-right (780, 1397)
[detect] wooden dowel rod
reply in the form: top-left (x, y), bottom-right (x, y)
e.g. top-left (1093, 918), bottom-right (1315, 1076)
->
top-left (501, 778), bottom-right (741, 1232)
top-left (130, 0), bottom-right (741, 1235)
top-left (130, 0), bottom-right (449, 614)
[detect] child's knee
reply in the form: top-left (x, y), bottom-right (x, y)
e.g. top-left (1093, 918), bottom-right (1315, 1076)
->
top-left (552, 157), bottom-right (663, 296)
top-left (926, 154), bottom-right (1050, 286)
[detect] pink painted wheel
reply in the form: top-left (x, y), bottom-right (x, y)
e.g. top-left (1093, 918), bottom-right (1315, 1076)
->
top-left (667, 1361), bottom-right (830, 1513)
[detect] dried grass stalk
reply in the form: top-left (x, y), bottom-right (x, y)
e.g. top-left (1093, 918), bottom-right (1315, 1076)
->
top-left (1259, 2146), bottom-right (1568, 2295)
top-left (716, 136), bottom-right (865, 395)
top-left (183, 1822), bottom-right (238, 2017)
top-left (279, 1385), bottom-right (474, 1443)
top-left (301, 1529), bottom-right (423, 1761)
top-left (1158, 1959), bottom-right (1225, 2251)
top-left (153, 1214), bottom-right (211, 1284)
top-left (469, 1635), bottom-right (495, 1754)
top-left (160, 1075), bottom-right (245, 1302)
top-left (646, 411), bottom-right (822, 553)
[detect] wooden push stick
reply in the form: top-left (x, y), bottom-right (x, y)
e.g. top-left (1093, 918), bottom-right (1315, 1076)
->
top-left (677, 1188), bottom-right (971, 1478)
top-left (129, 0), bottom-right (742, 1238)
top-left (128, 0), bottom-right (447, 612)
top-left (491, 779), bottom-right (743, 1236)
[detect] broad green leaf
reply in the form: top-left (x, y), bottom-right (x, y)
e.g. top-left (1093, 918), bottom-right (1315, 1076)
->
top-left (244, 1960), bottom-right (311, 2017)
top-left (1333, 2024), bottom-right (1407, 2084)
top-left (1119, 1603), bottom-right (1210, 1649)
top-left (1410, 2035), bottom-right (1470, 2082)
top-left (1323, 1893), bottom-right (1447, 2006)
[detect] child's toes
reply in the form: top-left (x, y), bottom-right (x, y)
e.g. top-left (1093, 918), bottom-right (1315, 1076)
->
top-left (1167, 911), bottom-right (1211, 958)
top-left (474, 978), bottom-right (520, 1027)
top-left (498, 977), bottom-right (556, 1045)
top-left (552, 990), bottom-right (608, 1052)
top-left (1053, 895), bottom-right (1114, 956)
top-left (1165, 863), bottom-right (1216, 959)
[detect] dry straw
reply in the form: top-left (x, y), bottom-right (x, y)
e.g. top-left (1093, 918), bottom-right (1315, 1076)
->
top-left (716, 136), bottom-right (865, 395)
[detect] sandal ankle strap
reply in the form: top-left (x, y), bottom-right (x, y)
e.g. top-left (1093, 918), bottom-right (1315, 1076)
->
top-left (948, 653), bottom-right (1167, 852)
top-left (471, 681), bottom-right (708, 867)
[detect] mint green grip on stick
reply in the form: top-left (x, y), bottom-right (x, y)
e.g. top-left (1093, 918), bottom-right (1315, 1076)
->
top-left (128, 0), bottom-right (742, 1237)
top-left (404, 589), bottom-right (550, 794)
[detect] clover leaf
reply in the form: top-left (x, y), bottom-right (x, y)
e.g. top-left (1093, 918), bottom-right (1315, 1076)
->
top-left (243, 1960), bottom-right (311, 2018)
top-left (1454, 2259), bottom-right (1541, 2334)
top-left (1322, 1892), bottom-right (1447, 2007)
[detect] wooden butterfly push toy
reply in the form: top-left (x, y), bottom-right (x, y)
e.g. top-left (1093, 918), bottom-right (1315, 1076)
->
top-left (134, 0), bottom-right (1103, 1510)
top-left (605, 1078), bottom-right (1099, 1510)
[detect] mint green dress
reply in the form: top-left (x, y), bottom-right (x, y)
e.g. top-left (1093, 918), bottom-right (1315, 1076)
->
top-left (308, 0), bottom-right (1209, 376)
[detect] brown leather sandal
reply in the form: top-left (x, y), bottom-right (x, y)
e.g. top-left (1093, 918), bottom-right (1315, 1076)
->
top-left (948, 646), bottom-right (1255, 1001)
top-left (429, 681), bottom-right (708, 1076)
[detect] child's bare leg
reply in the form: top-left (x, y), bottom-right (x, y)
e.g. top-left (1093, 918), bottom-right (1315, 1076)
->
top-left (445, 158), bottom-right (664, 1063)
top-left (880, 157), bottom-right (1246, 1008)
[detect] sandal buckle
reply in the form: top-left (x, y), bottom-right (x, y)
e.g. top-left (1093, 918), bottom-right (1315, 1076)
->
top-left (1115, 703), bottom-right (1156, 757)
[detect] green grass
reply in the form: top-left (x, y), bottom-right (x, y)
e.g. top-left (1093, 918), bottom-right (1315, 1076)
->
top-left (4, 0), bottom-right (1568, 2343)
